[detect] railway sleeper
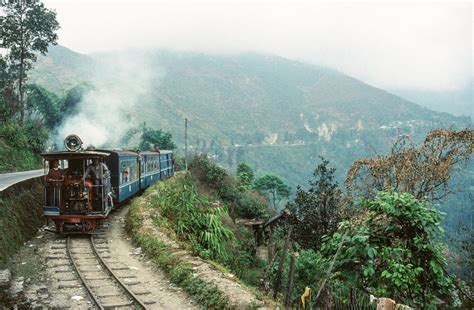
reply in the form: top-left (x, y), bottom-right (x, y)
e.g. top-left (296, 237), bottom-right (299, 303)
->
top-left (54, 269), bottom-right (73, 273)
top-left (101, 301), bottom-right (133, 309)
top-left (49, 263), bottom-right (71, 267)
top-left (73, 256), bottom-right (96, 260)
top-left (143, 300), bottom-right (157, 305)
top-left (77, 269), bottom-right (102, 273)
top-left (46, 256), bottom-right (68, 261)
top-left (58, 283), bottom-right (82, 289)
top-left (70, 251), bottom-right (93, 254)
top-left (111, 267), bottom-right (130, 270)
top-left (131, 290), bottom-right (152, 295)
top-left (75, 263), bottom-right (100, 267)
top-left (84, 276), bottom-right (110, 280)
top-left (49, 250), bottom-right (67, 254)
top-left (56, 277), bottom-right (77, 281)
top-left (88, 283), bottom-right (117, 289)
top-left (118, 275), bottom-right (137, 279)
top-left (121, 280), bottom-right (141, 285)
top-left (96, 292), bottom-right (123, 298)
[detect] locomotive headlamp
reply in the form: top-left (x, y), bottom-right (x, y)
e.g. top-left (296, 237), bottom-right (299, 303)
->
top-left (64, 134), bottom-right (83, 152)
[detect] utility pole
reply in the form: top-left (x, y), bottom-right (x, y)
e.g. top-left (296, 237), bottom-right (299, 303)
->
top-left (185, 118), bottom-right (188, 171)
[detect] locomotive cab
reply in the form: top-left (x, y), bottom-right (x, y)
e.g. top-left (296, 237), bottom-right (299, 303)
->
top-left (42, 136), bottom-right (113, 233)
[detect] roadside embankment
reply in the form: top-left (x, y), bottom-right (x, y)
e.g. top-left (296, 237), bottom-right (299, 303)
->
top-left (126, 176), bottom-right (267, 310)
top-left (0, 177), bottom-right (43, 266)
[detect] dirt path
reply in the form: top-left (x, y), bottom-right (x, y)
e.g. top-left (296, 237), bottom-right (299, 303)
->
top-left (105, 207), bottom-right (196, 309)
top-left (7, 206), bottom-right (197, 309)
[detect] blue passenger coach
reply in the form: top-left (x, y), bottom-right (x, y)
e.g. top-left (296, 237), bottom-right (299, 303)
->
top-left (103, 150), bottom-right (140, 203)
top-left (102, 150), bottom-right (174, 204)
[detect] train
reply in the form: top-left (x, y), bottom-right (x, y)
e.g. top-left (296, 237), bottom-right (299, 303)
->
top-left (42, 134), bottom-right (174, 233)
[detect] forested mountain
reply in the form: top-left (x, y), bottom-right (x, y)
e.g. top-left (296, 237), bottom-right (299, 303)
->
top-left (31, 46), bottom-right (470, 186)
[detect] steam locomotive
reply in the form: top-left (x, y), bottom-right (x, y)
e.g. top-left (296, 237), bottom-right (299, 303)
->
top-left (42, 134), bottom-right (174, 233)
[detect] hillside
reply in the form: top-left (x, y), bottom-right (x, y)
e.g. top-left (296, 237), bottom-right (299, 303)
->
top-left (31, 46), bottom-right (469, 186)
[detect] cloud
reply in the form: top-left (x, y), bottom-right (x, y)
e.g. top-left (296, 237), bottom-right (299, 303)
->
top-left (43, 0), bottom-right (472, 91)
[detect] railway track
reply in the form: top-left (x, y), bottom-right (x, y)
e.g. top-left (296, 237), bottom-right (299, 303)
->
top-left (45, 224), bottom-right (156, 309)
top-left (66, 235), bottom-right (150, 309)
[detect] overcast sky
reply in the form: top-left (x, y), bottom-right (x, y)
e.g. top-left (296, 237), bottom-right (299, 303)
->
top-left (42, 0), bottom-right (472, 92)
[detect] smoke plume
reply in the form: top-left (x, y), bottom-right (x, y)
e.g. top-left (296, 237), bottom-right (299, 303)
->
top-left (55, 50), bottom-right (161, 149)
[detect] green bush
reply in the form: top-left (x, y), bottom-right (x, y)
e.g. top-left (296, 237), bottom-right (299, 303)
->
top-left (0, 119), bottom-right (47, 172)
top-left (235, 190), bottom-right (268, 219)
top-left (190, 155), bottom-right (227, 187)
top-left (321, 192), bottom-right (456, 308)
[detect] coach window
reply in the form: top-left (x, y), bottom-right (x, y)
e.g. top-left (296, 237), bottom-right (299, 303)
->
top-left (141, 160), bottom-right (146, 175)
top-left (129, 161), bottom-right (138, 181)
top-left (146, 160), bottom-right (153, 173)
top-left (120, 161), bottom-right (128, 183)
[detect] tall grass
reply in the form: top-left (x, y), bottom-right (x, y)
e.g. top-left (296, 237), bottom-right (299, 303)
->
top-left (152, 174), bottom-right (235, 261)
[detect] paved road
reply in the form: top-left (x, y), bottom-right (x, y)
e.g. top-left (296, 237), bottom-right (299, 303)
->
top-left (0, 169), bottom-right (43, 192)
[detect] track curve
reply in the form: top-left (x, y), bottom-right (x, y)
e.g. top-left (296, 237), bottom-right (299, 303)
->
top-left (66, 236), bottom-right (149, 309)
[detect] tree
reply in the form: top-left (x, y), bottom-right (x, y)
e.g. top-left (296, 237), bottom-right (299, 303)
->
top-left (59, 82), bottom-right (93, 117)
top-left (321, 192), bottom-right (455, 308)
top-left (236, 162), bottom-right (254, 191)
top-left (346, 129), bottom-right (474, 201)
top-left (1, 0), bottom-right (59, 123)
top-left (25, 84), bottom-right (59, 128)
top-left (0, 55), bottom-right (19, 120)
top-left (254, 174), bottom-right (291, 210)
top-left (24, 83), bottom-right (91, 129)
top-left (286, 157), bottom-right (344, 249)
top-left (138, 124), bottom-right (176, 151)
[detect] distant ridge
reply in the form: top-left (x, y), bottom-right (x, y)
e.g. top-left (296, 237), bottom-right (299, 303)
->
top-left (31, 45), bottom-right (469, 186)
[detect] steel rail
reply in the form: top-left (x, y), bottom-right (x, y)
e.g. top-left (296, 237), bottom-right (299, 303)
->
top-left (66, 237), bottom-right (105, 310)
top-left (90, 235), bottom-right (149, 310)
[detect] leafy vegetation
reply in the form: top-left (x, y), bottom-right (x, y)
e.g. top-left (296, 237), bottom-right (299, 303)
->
top-left (189, 155), bottom-right (270, 219)
top-left (1, 0), bottom-right (59, 123)
top-left (262, 130), bottom-right (473, 308)
top-left (236, 162), bottom-right (254, 191)
top-left (138, 124), bottom-right (177, 151)
top-left (150, 174), bottom-right (235, 261)
top-left (125, 200), bottom-right (231, 309)
top-left (0, 83), bottom-right (91, 172)
top-left (254, 174), bottom-right (291, 210)
top-left (0, 0), bottom-right (61, 171)
top-left (120, 122), bottom-right (177, 151)
top-left (321, 192), bottom-right (455, 307)
top-left (286, 157), bottom-right (344, 250)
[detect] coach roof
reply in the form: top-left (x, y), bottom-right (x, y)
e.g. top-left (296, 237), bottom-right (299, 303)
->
top-left (41, 150), bottom-right (110, 160)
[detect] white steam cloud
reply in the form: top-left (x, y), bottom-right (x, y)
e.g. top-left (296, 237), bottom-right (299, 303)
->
top-left (55, 51), bottom-right (161, 148)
